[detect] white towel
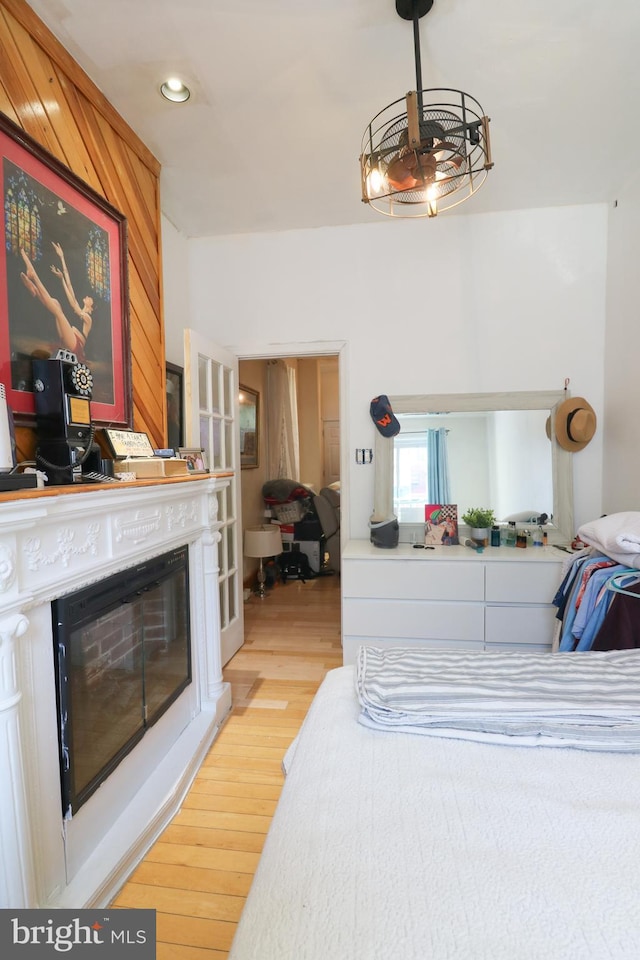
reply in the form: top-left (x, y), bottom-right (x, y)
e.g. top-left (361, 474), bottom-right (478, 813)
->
top-left (578, 512), bottom-right (640, 564)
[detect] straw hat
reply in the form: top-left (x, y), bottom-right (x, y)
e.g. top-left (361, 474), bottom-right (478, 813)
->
top-left (553, 397), bottom-right (597, 451)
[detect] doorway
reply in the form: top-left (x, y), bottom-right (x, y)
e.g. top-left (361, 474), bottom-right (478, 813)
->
top-left (238, 353), bottom-right (340, 518)
top-left (238, 350), bottom-right (343, 603)
top-left (182, 333), bottom-right (346, 667)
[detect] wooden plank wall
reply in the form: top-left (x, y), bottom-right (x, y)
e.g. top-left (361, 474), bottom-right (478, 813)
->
top-left (0, 0), bottom-right (167, 461)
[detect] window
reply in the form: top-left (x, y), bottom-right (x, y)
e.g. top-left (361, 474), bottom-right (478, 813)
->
top-left (393, 432), bottom-right (428, 523)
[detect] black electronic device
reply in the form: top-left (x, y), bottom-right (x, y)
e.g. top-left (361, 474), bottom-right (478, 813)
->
top-left (0, 473), bottom-right (38, 491)
top-left (32, 350), bottom-right (103, 485)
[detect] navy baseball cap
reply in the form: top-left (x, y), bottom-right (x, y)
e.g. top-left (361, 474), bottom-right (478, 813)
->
top-left (370, 395), bottom-right (400, 437)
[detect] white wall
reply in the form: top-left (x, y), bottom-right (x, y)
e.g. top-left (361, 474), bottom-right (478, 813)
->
top-left (161, 214), bottom-right (191, 367)
top-left (603, 180), bottom-right (640, 511)
top-left (180, 203), bottom-right (608, 540)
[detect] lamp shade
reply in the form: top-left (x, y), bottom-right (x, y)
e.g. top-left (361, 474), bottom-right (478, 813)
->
top-left (244, 525), bottom-right (282, 559)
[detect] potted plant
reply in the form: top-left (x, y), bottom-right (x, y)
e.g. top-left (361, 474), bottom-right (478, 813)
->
top-left (461, 507), bottom-right (496, 546)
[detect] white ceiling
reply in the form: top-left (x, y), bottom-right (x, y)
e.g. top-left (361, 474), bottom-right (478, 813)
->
top-left (26, 0), bottom-right (640, 238)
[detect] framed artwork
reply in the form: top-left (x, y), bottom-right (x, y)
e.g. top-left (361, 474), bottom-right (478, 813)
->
top-left (424, 504), bottom-right (459, 545)
top-left (165, 362), bottom-right (184, 450)
top-left (0, 113), bottom-right (131, 427)
top-left (178, 447), bottom-right (208, 473)
top-left (239, 384), bottom-right (259, 468)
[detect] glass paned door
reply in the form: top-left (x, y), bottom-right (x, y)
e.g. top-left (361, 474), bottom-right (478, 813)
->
top-left (184, 329), bottom-right (243, 665)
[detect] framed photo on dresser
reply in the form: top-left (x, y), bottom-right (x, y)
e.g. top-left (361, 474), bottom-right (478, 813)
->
top-left (424, 504), bottom-right (459, 545)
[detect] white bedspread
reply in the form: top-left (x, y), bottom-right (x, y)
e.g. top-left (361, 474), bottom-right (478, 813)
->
top-left (356, 645), bottom-right (640, 751)
top-left (228, 665), bottom-right (640, 960)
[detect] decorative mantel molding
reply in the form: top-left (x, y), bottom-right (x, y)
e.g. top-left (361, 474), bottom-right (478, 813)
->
top-left (0, 477), bottom-right (232, 908)
top-left (0, 611), bottom-right (34, 908)
top-left (25, 523), bottom-right (101, 570)
top-left (0, 544), bottom-right (17, 593)
top-left (115, 510), bottom-right (161, 544)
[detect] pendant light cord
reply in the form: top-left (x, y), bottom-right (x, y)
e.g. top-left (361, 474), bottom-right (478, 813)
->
top-left (412, 1), bottom-right (424, 116)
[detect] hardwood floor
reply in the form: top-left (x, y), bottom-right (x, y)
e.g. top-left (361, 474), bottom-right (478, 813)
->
top-left (111, 574), bottom-right (342, 958)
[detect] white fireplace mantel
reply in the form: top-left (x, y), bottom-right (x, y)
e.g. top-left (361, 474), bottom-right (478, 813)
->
top-left (0, 476), bottom-right (232, 909)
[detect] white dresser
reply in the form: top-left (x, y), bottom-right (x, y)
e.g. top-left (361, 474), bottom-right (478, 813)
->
top-left (342, 540), bottom-right (564, 664)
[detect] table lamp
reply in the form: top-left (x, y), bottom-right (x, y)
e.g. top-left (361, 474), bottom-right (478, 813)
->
top-left (244, 525), bottom-right (283, 598)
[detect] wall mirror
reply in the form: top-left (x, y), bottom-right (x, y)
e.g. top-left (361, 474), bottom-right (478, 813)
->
top-left (373, 391), bottom-right (573, 543)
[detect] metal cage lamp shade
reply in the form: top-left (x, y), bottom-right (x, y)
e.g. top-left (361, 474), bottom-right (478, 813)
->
top-left (360, 0), bottom-right (493, 219)
top-left (244, 525), bottom-right (283, 598)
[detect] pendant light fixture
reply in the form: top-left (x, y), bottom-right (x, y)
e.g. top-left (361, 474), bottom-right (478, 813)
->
top-left (360, 0), bottom-right (493, 218)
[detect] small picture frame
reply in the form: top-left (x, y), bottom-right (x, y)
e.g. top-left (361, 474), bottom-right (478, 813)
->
top-left (424, 504), bottom-right (459, 546)
top-left (178, 447), bottom-right (208, 473)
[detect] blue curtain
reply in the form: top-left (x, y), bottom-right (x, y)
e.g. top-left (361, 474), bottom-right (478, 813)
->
top-left (427, 428), bottom-right (451, 503)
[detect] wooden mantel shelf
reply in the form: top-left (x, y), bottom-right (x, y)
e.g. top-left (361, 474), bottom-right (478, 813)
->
top-left (0, 471), bottom-right (234, 504)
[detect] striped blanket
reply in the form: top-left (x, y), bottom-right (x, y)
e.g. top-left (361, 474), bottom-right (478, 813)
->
top-left (356, 645), bottom-right (640, 751)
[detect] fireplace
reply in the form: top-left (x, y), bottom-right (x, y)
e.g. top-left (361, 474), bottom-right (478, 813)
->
top-left (0, 478), bottom-right (232, 909)
top-left (52, 547), bottom-right (191, 817)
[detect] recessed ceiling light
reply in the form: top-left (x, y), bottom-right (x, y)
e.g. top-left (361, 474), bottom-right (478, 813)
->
top-left (160, 77), bottom-right (191, 103)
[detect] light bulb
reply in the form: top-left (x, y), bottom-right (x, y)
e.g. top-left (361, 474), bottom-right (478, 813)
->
top-left (426, 185), bottom-right (438, 218)
top-left (160, 77), bottom-right (191, 103)
top-left (367, 167), bottom-right (385, 196)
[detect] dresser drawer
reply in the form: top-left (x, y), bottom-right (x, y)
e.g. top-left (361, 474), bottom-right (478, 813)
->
top-left (485, 560), bottom-right (561, 604)
top-left (343, 597), bottom-right (484, 641)
top-left (485, 604), bottom-right (557, 649)
top-left (342, 559), bottom-right (484, 602)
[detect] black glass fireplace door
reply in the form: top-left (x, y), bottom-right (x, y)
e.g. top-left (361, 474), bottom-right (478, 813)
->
top-left (52, 547), bottom-right (191, 817)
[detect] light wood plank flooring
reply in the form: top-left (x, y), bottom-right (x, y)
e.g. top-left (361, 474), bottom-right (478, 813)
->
top-left (111, 574), bottom-right (342, 958)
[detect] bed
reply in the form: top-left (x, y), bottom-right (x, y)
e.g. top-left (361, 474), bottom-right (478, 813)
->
top-left (228, 647), bottom-right (640, 960)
